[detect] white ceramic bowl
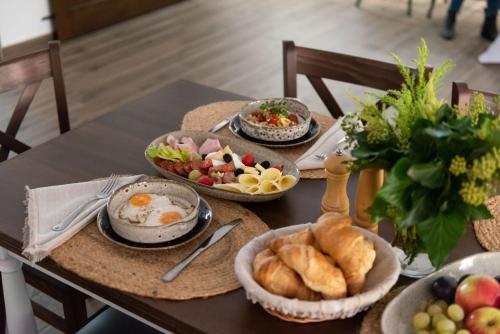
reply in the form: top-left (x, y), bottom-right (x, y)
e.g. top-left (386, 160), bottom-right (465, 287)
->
top-left (234, 223), bottom-right (400, 321)
top-left (239, 98), bottom-right (311, 142)
top-left (107, 180), bottom-right (200, 244)
top-left (382, 252), bottom-right (500, 334)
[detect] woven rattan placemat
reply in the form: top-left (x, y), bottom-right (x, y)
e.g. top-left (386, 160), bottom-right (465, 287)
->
top-left (181, 101), bottom-right (335, 179)
top-left (359, 285), bottom-right (406, 334)
top-left (473, 196), bottom-right (500, 251)
top-left (49, 196), bottom-right (269, 300)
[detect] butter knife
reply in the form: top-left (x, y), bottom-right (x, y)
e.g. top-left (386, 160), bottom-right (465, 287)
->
top-left (162, 218), bottom-right (242, 282)
top-left (208, 115), bottom-right (236, 133)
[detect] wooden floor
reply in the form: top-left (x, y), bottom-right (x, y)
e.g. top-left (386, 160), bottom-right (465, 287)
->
top-left (1, 0), bottom-right (499, 152)
top-left (0, 0), bottom-right (499, 332)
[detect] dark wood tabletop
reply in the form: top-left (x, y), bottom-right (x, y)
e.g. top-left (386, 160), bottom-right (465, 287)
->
top-left (0, 80), bottom-right (485, 334)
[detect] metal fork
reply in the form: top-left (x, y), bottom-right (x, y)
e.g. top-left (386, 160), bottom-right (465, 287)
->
top-left (52, 174), bottom-right (119, 231)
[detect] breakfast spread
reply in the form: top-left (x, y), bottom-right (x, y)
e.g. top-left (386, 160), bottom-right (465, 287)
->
top-left (252, 214), bottom-right (376, 301)
top-left (246, 99), bottom-right (301, 128)
top-left (117, 193), bottom-right (193, 226)
top-left (146, 135), bottom-right (297, 195)
top-left (410, 274), bottom-right (500, 334)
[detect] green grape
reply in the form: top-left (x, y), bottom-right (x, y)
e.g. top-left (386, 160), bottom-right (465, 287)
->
top-left (456, 330), bottom-right (471, 334)
top-left (434, 300), bottom-right (448, 313)
top-left (427, 304), bottom-right (443, 317)
top-left (413, 312), bottom-right (431, 329)
top-left (416, 331), bottom-right (430, 334)
top-left (431, 314), bottom-right (447, 328)
top-left (436, 318), bottom-right (456, 333)
top-left (188, 170), bottom-right (202, 181)
top-left (447, 304), bottom-right (464, 322)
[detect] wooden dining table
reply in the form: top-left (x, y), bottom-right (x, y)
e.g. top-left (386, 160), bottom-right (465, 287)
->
top-left (0, 80), bottom-right (486, 334)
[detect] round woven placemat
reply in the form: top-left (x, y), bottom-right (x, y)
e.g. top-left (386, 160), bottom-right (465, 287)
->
top-left (473, 195), bottom-right (500, 251)
top-left (359, 285), bottom-right (406, 334)
top-left (49, 196), bottom-right (269, 300)
top-left (181, 101), bottom-right (336, 179)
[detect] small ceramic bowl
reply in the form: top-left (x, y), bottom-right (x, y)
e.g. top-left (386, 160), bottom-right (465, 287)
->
top-left (239, 98), bottom-right (312, 142)
top-left (107, 180), bottom-right (200, 244)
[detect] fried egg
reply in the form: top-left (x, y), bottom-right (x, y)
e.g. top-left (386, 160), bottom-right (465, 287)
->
top-left (143, 205), bottom-right (188, 226)
top-left (118, 193), bottom-right (172, 224)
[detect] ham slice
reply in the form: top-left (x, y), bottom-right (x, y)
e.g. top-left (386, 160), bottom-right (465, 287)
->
top-left (166, 135), bottom-right (178, 148)
top-left (199, 139), bottom-right (222, 155)
top-left (178, 137), bottom-right (199, 156)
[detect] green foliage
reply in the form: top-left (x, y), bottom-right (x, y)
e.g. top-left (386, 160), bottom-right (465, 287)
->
top-left (345, 40), bottom-right (499, 269)
top-left (259, 99), bottom-right (289, 116)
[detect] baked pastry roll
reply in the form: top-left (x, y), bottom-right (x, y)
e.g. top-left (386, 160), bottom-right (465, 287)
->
top-left (253, 248), bottom-right (321, 301)
top-left (267, 228), bottom-right (317, 253)
top-left (277, 244), bottom-right (347, 299)
top-left (313, 218), bottom-right (376, 295)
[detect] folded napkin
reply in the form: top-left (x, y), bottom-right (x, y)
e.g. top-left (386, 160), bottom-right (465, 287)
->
top-left (23, 175), bottom-right (143, 262)
top-left (295, 116), bottom-right (348, 170)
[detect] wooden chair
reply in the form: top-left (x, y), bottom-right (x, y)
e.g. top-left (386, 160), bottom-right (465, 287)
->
top-left (451, 82), bottom-right (499, 113)
top-left (283, 40), bottom-right (432, 118)
top-left (0, 41), bottom-right (89, 333)
top-left (0, 41), bottom-right (70, 161)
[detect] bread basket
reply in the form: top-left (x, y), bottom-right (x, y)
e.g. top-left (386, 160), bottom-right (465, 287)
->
top-left (234, 223), bottom-right (400, 322)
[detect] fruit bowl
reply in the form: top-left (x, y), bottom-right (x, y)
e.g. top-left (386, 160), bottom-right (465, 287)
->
top-left (381, 252), bottom-right (500, 334)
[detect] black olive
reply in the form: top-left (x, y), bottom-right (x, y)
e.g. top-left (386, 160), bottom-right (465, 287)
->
top-left (201, 154), bottom-right (207, 160)
top-left (223, 153), bottom-right (232, 163)
top-left (234, 168), bottom-right (244, 176)
top-left (260, 161), bottom-right (270, 169)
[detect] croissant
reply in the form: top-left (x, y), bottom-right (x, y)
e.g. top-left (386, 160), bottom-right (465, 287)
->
top-left (315, 213), bottom-right (352, 231)
top-left (267, 228), bottom-right (317, 253)
top-left (253, 248), bottom-right (321, 301)
top-left (277, 244), bottom-right (347, 299)
top-left (313, 222), bottom-right (376, 295)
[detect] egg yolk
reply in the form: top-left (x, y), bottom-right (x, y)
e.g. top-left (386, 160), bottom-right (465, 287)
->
top-left (129, 193), bottom-right (152, 207)
top-left (160, 211), bottom-right (182, 225)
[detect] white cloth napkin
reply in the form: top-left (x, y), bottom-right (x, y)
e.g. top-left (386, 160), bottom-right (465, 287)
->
top-left (23, 175), bottom-right (143, 262)
top-left (295, 116), bottom-right (347, 170)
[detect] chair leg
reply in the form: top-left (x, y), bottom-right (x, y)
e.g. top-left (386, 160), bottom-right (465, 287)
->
top-left (61, 290), bottom-right (88, 333)
top-left (407, 0), bottom-right (413, 16)
top-left (427, 0), bottom-right (436, 18)
top-left (355, 0), bottom-right (362, 8)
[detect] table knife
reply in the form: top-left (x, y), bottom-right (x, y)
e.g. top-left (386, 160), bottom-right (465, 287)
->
top-left (162, 218), bottom-right (242, 282)
top-left (208, 115), bottom-right (235, 133)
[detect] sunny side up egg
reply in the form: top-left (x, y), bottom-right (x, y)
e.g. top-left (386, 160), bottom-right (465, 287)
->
top-left (118, 193), bottom-right (187, 226)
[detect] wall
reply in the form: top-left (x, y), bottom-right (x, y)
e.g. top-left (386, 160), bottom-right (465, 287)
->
top-left (0, 0), bottom-right (52, 47)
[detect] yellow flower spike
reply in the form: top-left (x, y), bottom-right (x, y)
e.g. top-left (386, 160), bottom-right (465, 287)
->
top-left (449, 156), bottom-right (467, 176)
top-left (471, 154), bottom-right (497, 180)
top-left (459, 181), bottom-right (488, 206)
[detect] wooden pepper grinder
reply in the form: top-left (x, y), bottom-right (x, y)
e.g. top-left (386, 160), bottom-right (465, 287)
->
top-left (321, 152), bottom-right (351, 215)
top-left (353, 169), bottom-right (384, 233)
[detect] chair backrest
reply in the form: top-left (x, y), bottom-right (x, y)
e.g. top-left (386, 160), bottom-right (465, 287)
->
top-left (283, 40), bottom-right (432, 118)
top-left (451, 82), bottom-right (499, 113)
top-left (0, 41), bottom-right (70, 161)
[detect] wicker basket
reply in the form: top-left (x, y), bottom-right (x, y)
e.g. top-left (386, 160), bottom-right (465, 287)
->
top-left (234, 224), bottom-right (400, 323)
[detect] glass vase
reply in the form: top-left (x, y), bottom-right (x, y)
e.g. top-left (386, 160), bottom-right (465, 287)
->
top-left (393, 246), bottom-right (436, 278)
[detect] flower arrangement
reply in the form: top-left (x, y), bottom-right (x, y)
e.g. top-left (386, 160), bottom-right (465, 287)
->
top-left (342, 40), bottom-right (500, 268)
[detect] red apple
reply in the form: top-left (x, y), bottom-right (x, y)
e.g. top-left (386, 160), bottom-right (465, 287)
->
top-left (455, 275), bottom-right (500, 314)
top-left (465, 307), bottom-right (500, 334)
